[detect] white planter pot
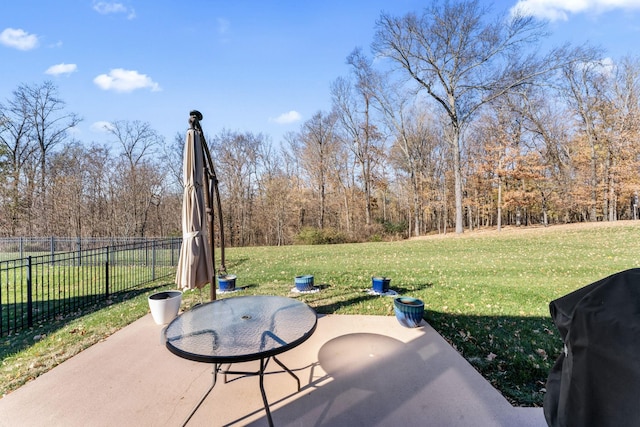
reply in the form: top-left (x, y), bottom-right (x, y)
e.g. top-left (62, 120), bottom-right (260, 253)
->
top-left (148, 290), bottom-right (182, 325)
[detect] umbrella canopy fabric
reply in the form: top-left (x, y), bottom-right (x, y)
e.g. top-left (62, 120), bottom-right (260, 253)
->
top-left (175, 128), bottom-right (214, 291)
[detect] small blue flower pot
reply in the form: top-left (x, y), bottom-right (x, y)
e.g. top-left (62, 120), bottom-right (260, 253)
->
top-left (394, 296), bottom-right (424, 328)
top-left (217, 274), bottom-right (237, 291)
top-left (295, 275), bottom-right (314, 291)
top-left (372, 277), bottom-right (391, 293)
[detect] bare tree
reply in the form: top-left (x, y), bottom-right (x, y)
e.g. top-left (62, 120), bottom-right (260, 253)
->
top-left (106, 120), bottom-right (164, 236)
top-left (81, 144), bottom-right (112, 236)
top-left (517, 86), bottom-right (573, 226)
top-left (160, 132), bottom-right (188, 190)
top-left (373, 0), bottom-right (568, 233)
top-left (47, 142), bottom-right (88, 237)
top-left (16, 82), bottom-right (81, 234)
top-left (561, 54), bottom-right (611, 221)
top-left (0, 96), bottom-right (38, 235)
top-left (599, 57), bottom-right (640, 221)
top-left (294, 111), bottom-right (340, 230)
top-left (211, 130), bottom-right (264, 246)
top-left (255, 143), bottom-right (294, 245)
top-left (350, 51), bottom-right (445, 237)
top-left (106, 120), bottom-right (161, 168)
top-left (332, 48), bottom-right (385, 228)
top-left (616, 57), bottom-right (640, 202)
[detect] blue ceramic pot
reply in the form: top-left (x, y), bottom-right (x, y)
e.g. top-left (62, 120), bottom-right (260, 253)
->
top-left (295, 275), bottom-right (314, 291)
top-left (372, 276), bottom-right (391, 293)
top-left (217, 274), bottom-right (237, 291)
top-left (394, 296), bottom-right (424, 328)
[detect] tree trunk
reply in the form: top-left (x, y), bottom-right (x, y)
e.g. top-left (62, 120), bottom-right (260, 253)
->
top-left (453, 129), bottom-right (464, 233)
top-left (411, 170), bottom-right (421, 237)
top-left (497, 173), bottom-right (503, 232)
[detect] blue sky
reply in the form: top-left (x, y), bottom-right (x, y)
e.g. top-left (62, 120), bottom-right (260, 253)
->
top-left (2, 0), bottom-right (640, 151)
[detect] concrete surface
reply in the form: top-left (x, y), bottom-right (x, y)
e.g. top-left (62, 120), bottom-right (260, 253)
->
top-left (0, 313), bottom-right (546, 426)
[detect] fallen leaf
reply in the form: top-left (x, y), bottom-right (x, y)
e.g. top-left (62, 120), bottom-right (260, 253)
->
top-left (535, 348), bottom-right (548, 360)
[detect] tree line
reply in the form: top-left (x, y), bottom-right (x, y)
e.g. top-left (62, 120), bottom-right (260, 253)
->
top-left (2, 1), bottom-right (639, 245)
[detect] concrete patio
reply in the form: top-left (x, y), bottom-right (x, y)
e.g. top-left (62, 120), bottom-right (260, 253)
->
top-left (0, 312), bottom-right (546, 426)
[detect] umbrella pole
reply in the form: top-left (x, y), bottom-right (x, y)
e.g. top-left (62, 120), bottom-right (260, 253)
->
top-left (202, 167), bottom-right (216, 301)
top-left (202, 140), bottom-right (226, 273)
top-left (189, 110), bottom-right (224, 301)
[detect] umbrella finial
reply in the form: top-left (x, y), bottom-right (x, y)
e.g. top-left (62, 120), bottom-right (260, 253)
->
top-left (189, 110), bottom-right (203, 129)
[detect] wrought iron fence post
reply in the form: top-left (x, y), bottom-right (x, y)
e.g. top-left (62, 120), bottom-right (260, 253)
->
top-left (27, 256), bottom-right (33, 328)
top-left (76, 237), bottom-right (82, 267)
top-left (105, 247), bottom-right (110, 299)
top-left (171, 237), bottom-right (176, 266)
top-left (50, 237), bottom-right (55, 266)
top-left (152, 240), bottom-right (157, 281)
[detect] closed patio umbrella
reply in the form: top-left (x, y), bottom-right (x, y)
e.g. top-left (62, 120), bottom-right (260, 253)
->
top-left (175, 110), bottom-right (225, 300)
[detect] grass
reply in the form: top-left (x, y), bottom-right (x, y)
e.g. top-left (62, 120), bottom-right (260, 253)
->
top-left (2, 221), bottom-right (640, 406)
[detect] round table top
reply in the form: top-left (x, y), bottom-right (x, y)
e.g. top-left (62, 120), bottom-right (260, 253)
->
top-left (164, 295), bottom-right (318, 363)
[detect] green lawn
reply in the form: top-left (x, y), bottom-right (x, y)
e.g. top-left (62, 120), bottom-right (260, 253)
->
top-left (3, 221), bottom-right (640, 405)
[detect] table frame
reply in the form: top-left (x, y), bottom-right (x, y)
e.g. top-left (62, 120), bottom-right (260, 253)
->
top-left (164, 296), bottom-right (317, 426)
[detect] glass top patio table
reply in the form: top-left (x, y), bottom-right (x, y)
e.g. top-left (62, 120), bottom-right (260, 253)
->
top-left (164, 295), bottom-right (317, 426)
top-left (165, 295), bottom-right (318, 363)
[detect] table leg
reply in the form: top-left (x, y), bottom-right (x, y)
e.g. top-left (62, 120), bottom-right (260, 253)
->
top-left (272, 356), bottom-right (301, 391)
top-left (257, 356), bottom-right (302, 426)
top-left (259, 357), bottom-right (274, 427)
top-left (208, 357), bottom-right (301, 426)
top-left (182, 364), bottom-right (219, 427)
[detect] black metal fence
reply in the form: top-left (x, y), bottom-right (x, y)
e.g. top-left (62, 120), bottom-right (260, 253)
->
top-left (0, 237), bottom-right (176, 261)
top-left (0, 238), bottom-right (182, 337)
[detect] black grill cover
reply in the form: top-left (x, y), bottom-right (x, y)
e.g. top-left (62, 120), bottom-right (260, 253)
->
top-left (544, 268), bottom-right (640, 426)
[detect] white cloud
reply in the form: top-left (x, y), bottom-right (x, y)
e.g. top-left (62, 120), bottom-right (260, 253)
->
top-left (511, 0), bottom-right (640, 21)
top-left (45, 63), bottom-right (78, 76)
top-left (0, 28), bottom-right (38, 50)
top-left (93, 68), bottom-right (161, 93)
top-left (90, 121), bottom-right (115, 133)
top-left (600, 56), bottom-right (615, 72)
top-left (93, 1), bottom-right (136, 20)
top-left (577, 56), bottom-right (616, 77)
top-left (271, 110), bottom-right (302, 124)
